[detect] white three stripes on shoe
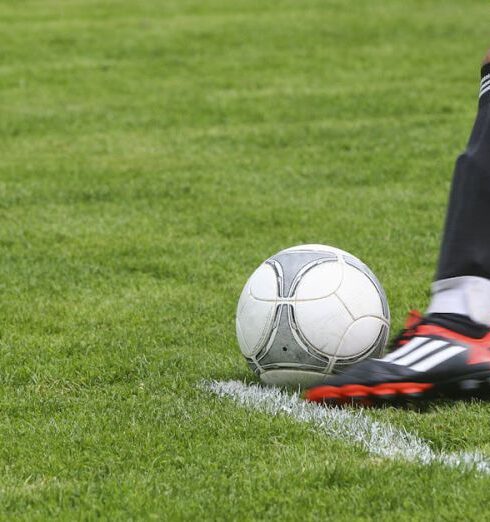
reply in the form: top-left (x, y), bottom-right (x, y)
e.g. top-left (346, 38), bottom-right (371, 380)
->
top-left (411, 345), bottom-right (466, 372)
top-left (480, 74), bottom-right (490, 98)
top-left (383, 337), bottom-right (429, 362)
top-left (383, 337), bottom-right (466, 372)
top-left (392, 339), bottom-right (448, 367)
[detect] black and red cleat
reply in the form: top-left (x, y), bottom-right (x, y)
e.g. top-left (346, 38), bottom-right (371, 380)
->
top-left (305, 311), bottom-right (490, 406)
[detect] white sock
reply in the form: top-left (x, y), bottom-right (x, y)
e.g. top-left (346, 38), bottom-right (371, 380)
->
top-left (427, 276), bottom-right (490, 327)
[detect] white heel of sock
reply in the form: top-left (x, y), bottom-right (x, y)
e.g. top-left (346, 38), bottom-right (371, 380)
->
top-left (427, 276), bottom-right (490, 327)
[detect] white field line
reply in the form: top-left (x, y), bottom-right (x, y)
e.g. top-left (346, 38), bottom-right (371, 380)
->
top-left (202, 379), bottom-right (490, 475)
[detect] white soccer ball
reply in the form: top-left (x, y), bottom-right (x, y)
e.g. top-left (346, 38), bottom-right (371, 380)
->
top-left (236, 244), bottom-right (390, 387)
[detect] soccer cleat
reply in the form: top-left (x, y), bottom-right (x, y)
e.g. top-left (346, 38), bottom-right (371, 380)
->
top-left (305, 311), bottom-right (490, 406)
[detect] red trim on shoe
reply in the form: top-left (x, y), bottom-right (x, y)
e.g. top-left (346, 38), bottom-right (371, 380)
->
top-left (415, 324), bottom-right (490, 346)
top-left (405, 310), bottom-right (423, 329)
top-left (467, 345), bottom-right (490, 365)
top-left (305, 382), bottom-right (434, 403)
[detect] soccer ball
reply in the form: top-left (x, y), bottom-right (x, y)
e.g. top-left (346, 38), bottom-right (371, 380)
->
top-left (236, 244), bottom-right (390, 387)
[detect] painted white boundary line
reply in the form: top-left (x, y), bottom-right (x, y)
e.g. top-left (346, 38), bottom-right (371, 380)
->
top-left (203, 380), bottom-right (490, 475)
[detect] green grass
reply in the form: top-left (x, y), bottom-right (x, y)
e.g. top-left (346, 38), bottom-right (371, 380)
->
top-left (1, 0), bottom-right (490, 519)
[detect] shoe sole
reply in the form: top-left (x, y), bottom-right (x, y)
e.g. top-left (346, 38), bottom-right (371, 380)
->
top-left (304, 370), bottom-right (490, 407)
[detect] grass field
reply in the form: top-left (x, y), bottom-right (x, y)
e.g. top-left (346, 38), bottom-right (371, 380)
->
top-left (1, 0), bottom-right (490, 519)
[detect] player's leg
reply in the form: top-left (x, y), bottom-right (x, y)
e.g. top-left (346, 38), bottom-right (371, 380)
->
top-left (428, 54), bottom-right (490, 327)
top-left (305, 53), bottom-right (490, 406)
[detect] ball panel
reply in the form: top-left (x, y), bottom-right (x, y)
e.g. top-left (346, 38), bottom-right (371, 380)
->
top-left (294, 260), bottom-right (343, 301)
top-left (335, 316), bottom-right (386, 358)
top-left (294, 294), bottom-right (352, 355)
top-left (249, 262), bottom-right (279, 301)
top-left (280, 244), bottom-right (349, 257)
top-left (236, 296), bottom-right (276, 357)
top-left (236, 279), bottom-right (251, 315)
top-left (260, 369), bottom-right (327, 387)
top-left (335, 264), bottom-right (384, 319)
top-left (343, 254), bottom-right (390, 319)
top-left (257, 304), bottom-right (328, 369)
top-left (269, 251), bottom-right (335, 297)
